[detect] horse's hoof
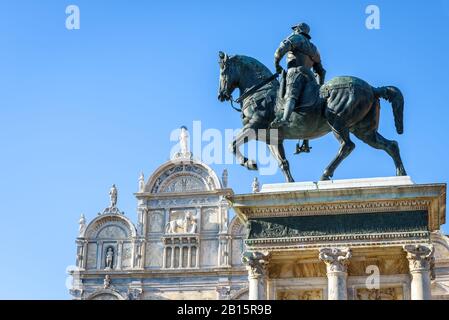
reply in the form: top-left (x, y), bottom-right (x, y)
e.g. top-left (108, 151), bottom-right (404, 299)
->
top-left (397, 168), bottom-right (407, 176)
top-left (320, 174), bottom-right (331, 181)
top-left (245, 160), bottom-right (258, 171)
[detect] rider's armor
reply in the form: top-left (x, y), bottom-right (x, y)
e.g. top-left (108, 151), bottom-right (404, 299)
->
top-left (271, 23), bottom-right (326, 129)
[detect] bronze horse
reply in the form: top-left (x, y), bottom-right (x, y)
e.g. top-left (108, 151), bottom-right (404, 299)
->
top-left (217, 52), bottom-right (407, 182)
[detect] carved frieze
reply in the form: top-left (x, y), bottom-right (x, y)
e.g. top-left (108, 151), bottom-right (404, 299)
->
top-left (246, 211), bottom-right (428, 240)
top-left (356, 287), bottom-right (403, 300)
top-left (277, 289), bottom-right (323, 300)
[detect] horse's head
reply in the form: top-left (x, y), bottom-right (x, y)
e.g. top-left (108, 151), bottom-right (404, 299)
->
top-left (218, 52), bottom-right (275, 103)
top-left (218, 51), bottom-right (238, 102)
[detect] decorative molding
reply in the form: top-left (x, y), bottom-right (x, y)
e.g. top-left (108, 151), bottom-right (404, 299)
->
top-left (245, 231), bottom-right (431, 250)
top-left (239, 199), bottom-right (431, 218)
top-left (84, 214), bottom-right (137, 239)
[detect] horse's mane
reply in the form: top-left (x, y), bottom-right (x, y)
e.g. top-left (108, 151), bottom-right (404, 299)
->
top-left (232, 55), bottom-right (273, 79)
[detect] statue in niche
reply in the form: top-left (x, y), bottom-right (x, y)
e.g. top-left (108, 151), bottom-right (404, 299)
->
top-left (109, 184), bottom-right (118, 208)
top-left (105, 247), bottom-right (114, 270)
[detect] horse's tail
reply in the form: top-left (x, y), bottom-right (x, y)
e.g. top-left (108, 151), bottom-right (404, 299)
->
top-left (373, 86), bottom-right (404, 134)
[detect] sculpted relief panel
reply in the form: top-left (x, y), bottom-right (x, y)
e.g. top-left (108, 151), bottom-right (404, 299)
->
top-left (121, 242), bottom-right (133, 269)
top-left (162, 176), bottom-right (206, 193)
top-left (144, 290), bottom-right (217, 300)
top-left (201, 208), bottom-right (219, 232)
top-left (86, 243), bottom-right (97, 269)
top-left (145, 241), bottom-right (164, 268)
top-left (231, 239), bottom-right (244, 266)
top-left (200, 239), bottom-right (219, 267)
top-left (166, 209), bottom-right (197, 234)
top-left (277, 289), bottom-right (323, 300)
top-left (355, 287), bottom-right (403, 300)
top-left (97, 225), bottom-right (127, 239)
top-left (269, 262), bottom-right (326, 278)
top-left (148, 211), bottom-right (164, 233)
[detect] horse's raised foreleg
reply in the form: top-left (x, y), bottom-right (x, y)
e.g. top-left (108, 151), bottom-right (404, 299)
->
top-left (268, 143), bottom-right (294, 182)
top-left (353, 130), bottom-right (407, 176)
top-left (321, 124), bottom-right (355, 180)
top-left (230, 127), bottom-right (258, 170)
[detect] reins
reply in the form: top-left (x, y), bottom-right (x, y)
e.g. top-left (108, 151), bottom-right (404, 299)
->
top-left (227, 72), bottom-right (279, 113)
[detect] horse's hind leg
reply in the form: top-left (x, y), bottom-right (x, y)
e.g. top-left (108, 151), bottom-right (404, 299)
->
top-left (321, 123), bottom-right (356, 181)
top-left (268, 143), bottom-right (294, 182)
top-left (352, 130), bottom-right (407, 176)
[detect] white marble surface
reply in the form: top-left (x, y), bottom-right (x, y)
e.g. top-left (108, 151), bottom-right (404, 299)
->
top-left (260, 176), bottom-right (414, 193)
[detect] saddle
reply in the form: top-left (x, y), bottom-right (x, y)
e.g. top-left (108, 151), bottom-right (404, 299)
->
top-left (278, 67), bottom-right (321, 113)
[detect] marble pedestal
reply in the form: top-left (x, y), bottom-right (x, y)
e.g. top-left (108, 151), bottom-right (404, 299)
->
top-left (229, 177), bottom-right (446, 300)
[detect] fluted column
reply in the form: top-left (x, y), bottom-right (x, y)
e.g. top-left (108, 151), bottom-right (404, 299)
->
top-left (403, 244), bottom-right (434, 300)
top-left (242, 251), bottom-right (271, 300)
top-left (319, 247), bottom-right (352, 300)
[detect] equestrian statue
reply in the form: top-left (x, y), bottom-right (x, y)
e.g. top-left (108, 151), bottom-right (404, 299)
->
top-left (217, 22), bottom-right (406, 182)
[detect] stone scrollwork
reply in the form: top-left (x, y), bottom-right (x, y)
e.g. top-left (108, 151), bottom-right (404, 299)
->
top-left (319, 247), bottom-right (352, 273)
top-left (242, 251), bottom-right (271, 279)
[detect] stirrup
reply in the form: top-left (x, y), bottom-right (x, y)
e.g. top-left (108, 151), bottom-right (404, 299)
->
top-left (294, 141), bottom-right (312, 154)
top-left (270, 119), bottom-right (289, 129)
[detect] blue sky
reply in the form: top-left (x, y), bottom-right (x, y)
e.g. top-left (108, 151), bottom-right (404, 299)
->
top-left (0, 0), bottom-right (448, 299)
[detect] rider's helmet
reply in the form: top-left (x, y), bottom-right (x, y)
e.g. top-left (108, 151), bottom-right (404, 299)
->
top-left (291, 22), bottom-right (311, 39)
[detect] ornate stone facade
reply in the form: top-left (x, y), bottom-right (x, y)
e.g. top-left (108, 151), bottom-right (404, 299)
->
top-left (70, 133), bottom-right (248, 300)
top-left (69, 131), bottom-right (449, 300)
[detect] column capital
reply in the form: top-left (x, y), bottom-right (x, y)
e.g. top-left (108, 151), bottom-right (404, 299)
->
top-left (242, 251), bottom-right (271, 279)
top-left (403, 244), bottom-right (434, 273)
top-left (319, 247), bottom-right (352, 273)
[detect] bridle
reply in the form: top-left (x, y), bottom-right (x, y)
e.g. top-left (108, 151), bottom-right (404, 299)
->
top-left (226, 72), bottom-right (279, 113)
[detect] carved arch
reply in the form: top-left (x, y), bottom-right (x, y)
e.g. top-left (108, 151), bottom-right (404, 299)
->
top-left (431, 231), bottom-right (449, 264)
top-left (229, 215), bottom-right (247, 236)
top-left (145, 159), bottom-right (222, 193)
top-left (230, 287), bottom-right (249, 300)
top-left (86, 288), bottom-right (125, 300)
top-left (82, 214), bottom-right (137, 239)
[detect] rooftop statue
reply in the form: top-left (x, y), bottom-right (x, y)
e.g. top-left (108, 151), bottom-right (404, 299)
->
top-left (217, 22), bottom-right (406, 182)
